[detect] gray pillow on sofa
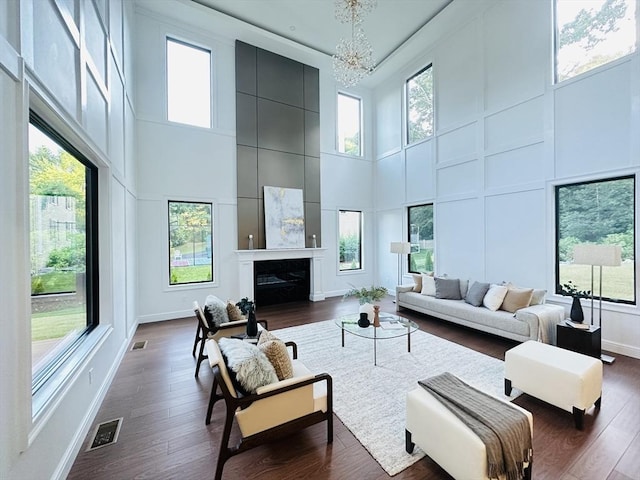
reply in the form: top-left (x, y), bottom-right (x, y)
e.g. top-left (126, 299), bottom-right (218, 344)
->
top-left (435, 277), bottom-right (462, 300)
top-left (465, 281), bottom-right (491, 307)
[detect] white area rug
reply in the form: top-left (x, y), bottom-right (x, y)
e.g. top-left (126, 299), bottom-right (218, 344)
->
top-left (273, 320), bottom-right (517, 476)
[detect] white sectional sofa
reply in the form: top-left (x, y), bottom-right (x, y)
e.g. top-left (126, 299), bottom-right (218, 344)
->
top-left (396, 278), bottom-right (565, 344)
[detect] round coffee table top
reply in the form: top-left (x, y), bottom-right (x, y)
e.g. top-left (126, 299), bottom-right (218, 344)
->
top-left (335, 312), bottom-right (418, 340)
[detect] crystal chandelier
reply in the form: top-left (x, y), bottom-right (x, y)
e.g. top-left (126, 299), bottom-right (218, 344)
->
top-left (332, 0), bottom-right (377, 87)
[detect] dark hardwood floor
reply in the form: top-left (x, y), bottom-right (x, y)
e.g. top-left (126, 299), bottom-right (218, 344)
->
top-left (68, 296), bottom-right (640, 479)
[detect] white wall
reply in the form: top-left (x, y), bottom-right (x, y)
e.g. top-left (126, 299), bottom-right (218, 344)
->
top-left (373, 0), bottom-right (640, 358)
top-left (0, 0), bottom-right (137, 478)
top-left (134, 0), bottom-right (378, 322)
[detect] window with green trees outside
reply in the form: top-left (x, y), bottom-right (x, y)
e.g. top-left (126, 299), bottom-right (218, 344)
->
top-left (168, 201), bottom-right (213, 285)
top-left (554, 0), bottom-right (637, 83)
top-left (29, 114), bottom-right (99, 394)
top-left (406, 64), bottom-right (433, 145)
top-left (339, 210), bottom-right (362, 271)
top-left (408, 204), bottom-right (434, 274)
top-left (556, 175), bottom-right (635, 304)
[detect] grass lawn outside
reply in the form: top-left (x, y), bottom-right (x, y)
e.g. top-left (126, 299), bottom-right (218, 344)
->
top-left (32, 306), bottom-right (86, 341)
top-left (170, 265), bottom-right (212, 284)
top-left (32, 271), bottom-right (76, 295)
top-left (559, 261), bottom-right (634, 302)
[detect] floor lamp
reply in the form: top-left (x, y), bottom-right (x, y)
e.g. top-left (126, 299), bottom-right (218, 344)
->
top-left (390, 241), bottom-right (411, 288)
top-left (573, 244), bottom-right (622, 364)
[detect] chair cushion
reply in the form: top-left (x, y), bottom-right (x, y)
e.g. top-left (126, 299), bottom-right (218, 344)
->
top-left (258, 330), bottom-right (294, 381)
top-left (204, 295), bottom-right (230, 329)
top-left (218, 338), bottom-right (278, 395)
top-left (226, 301), bottom-right (245, 321)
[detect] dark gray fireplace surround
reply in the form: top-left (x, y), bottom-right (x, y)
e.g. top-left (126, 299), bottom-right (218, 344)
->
top-left (235, 40), bottom-right (321, 250)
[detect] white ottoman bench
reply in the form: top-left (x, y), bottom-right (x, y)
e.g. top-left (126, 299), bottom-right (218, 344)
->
top-left (406, 386), bottom-right (533, 480)
top-left (505, 340), bottom-right (602, 430)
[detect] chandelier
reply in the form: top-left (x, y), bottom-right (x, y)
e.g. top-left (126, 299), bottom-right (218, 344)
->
top-left (332, 0), bottom-right (377, 87)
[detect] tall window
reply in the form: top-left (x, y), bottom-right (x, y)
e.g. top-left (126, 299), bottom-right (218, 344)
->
top-left (337, 92), bottom-right (362, 156)
top-left (408, 204), bottom-right (434, 274)
top-left (166, 38), bottom-right (211, 128)
top-left (29, 113), bottom-right (98, 393)
top-left (555, 0), bottom-right (637, 83)
top-left (556, 176), bottom-right (635, 303)
top-left (406, 64), bottom-right (433, 145)
top-left (168, 201), bottom-right (213, 285)
top-left (339, 210), bottom-right (362, 271)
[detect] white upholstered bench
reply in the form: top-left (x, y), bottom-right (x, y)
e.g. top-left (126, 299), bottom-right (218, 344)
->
top-left (505, 340), bottom-right (602, 429)
top-left (406, 386), bottom-right (533, 480)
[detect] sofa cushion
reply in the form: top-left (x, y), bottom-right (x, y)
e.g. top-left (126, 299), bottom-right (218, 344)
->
top-left (529, 289), bottom-right (547, 305)
top-left (465, 281), bottom-right (491, 307)
top-left (501, 287), bottom-right (534, 313)
top-left (218, 337), bottom-right (278, 395)
top-left (412, 274), bottom-right (423, 292)
top-left (483, 284), bottom-right (509, 311)
top-left (435, 277), bottom-right (462, 300)
top-left (421, 275), bottom-right (436, 296)
top-left (258, 330), bottom-right (294, 381)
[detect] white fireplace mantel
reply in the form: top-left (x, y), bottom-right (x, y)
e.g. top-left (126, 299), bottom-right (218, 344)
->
top-left (235, 248), bottom-right (326, 302)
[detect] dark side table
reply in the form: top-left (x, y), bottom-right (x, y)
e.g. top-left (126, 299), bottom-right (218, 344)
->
top-left (556, 322), bottom-right (601, 358)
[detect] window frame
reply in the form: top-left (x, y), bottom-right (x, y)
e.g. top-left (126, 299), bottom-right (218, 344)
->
top-left (407, 203), bottom-right (434, 275)
top-left (405, 63), bottom-right (434, 146)
top-left (166, 36), bottom-right (213, 129)
top-left (338, 209), bottom-right (363, 273)
top-left (29, 110), bottom-right (100, 396)
top-left (554, 174), bottom-right (636, 305)
top-left (336, 91), bottom-right (363, 157)
top-left (167, 199), bottom-right (214, 286)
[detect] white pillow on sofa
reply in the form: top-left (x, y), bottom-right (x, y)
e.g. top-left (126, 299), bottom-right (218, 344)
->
top-left (421, 274), bottom-right (436, 296)
top-left (482, 284), bottom-right (509, 311)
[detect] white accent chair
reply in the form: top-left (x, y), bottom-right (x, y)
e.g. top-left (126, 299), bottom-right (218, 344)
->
top-left (505, 340), bottom-right (602, 429)
top-left (205, 338), bottom-right (333, 480)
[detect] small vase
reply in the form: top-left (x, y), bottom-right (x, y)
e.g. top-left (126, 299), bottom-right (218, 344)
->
top-left (373, 305), bottom-right (381, 328)
top-left (570, 296), bottom-right (584, 323)
top-left (358, 302), bottom-right (375, 320)
top-left (358, 312), bottom-right (370, 328)
top-left (246, 306), bottom-right (258, 337)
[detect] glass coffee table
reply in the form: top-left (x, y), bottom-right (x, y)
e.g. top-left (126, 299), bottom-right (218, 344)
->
top-left (335, 312), bottom-right (418, 366)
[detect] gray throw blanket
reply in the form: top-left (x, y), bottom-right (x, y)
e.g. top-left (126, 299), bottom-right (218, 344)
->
top-left (419, 372), bottom-right (532, 480)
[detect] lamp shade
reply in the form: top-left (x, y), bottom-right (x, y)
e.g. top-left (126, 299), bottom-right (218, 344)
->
top-left (573, 244), bottom-right (622, 267)
top-left (390, 241), bottom-right (411, 254)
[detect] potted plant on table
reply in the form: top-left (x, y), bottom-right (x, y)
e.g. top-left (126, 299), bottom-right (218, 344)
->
top-left (558, 281), bottom-right (591, 323)
top-left (343, 285), bottom-right (388, 324)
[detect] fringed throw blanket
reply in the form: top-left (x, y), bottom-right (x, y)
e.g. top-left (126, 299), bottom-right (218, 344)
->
top-left (419, 372), bottom-right (532, 480)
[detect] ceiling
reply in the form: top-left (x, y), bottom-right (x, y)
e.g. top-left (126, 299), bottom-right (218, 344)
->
top-left (192, 0), bottom-right (452, 67)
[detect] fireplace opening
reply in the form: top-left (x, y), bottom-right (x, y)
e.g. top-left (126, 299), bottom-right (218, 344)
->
top-left (254, 259), bottom-right (310, 307)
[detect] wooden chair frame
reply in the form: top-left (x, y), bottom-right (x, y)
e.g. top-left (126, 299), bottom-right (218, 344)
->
top-left (206, 341), bottom-right (333, 480)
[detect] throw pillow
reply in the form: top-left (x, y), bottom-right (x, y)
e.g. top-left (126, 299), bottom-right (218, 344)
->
top-left (204, 295), bottom-right (230, 329)
top-left (258, 330), bottom-right (293, 381)
top-left (529, 289), bottom-right (547, 305)
top-left (218, 337), bottom-right (278, 395)
top-left (465, 281), bottom-right (491, 307)
top-left (500, 287), bottom-right (534, 313)
top-left (421, 274), bottom-right (436, 296)
top-left (226, 301), bottom-right (245, 321)
top-left (482, 284), bottom-right (509, 311)
top-left (412, 274), bottom-right (423, 292)
top-left (435, 277), bottom-right (462, 300)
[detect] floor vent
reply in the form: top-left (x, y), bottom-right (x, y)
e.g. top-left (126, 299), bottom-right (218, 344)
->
top-left (131, 340), bottom-right (147, 351)
top-left (87, 418), bottom-right (123, 451)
